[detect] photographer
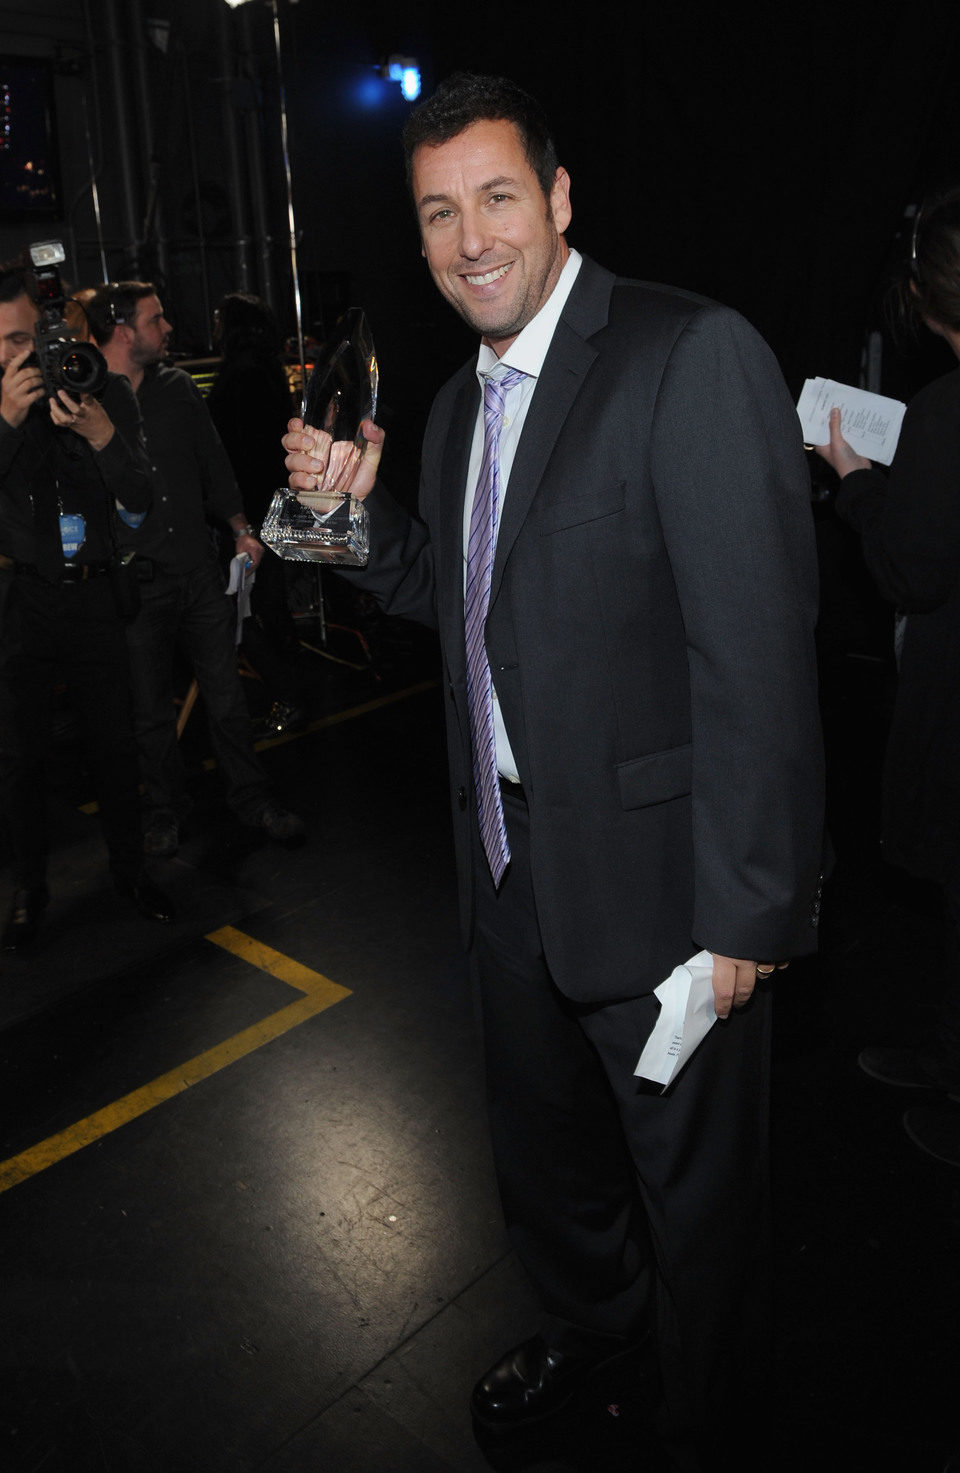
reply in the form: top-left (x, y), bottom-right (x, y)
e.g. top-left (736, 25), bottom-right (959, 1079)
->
top-left (0, 263), bottom-right (173, 948)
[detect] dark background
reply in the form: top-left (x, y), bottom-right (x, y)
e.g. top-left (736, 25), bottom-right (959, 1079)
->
top-left (2, 0), bottom-right (960, 477)
top-left (1, 9), bottom-right (959, 1468)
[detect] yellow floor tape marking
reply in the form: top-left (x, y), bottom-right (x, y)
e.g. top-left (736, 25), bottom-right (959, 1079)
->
top-left (0, 926), bottom-right (351, 1195)
top-left (79, 678), bottom-right (438, 810)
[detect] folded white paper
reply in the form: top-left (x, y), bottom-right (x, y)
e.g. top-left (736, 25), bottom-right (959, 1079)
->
top-left (226, 551), bottom-right (255, 643)
top-left (634, 950), bottom-right (717, 1090)
top-left (796, 377), bottom-right (905, 466)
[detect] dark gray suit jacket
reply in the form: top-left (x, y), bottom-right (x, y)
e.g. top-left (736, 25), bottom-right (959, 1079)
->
top-left (357, 256), bottom-right (824, 1003)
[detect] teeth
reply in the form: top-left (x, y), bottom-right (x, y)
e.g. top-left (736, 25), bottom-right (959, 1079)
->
top-left (465, 264), bottom-right (511, 286)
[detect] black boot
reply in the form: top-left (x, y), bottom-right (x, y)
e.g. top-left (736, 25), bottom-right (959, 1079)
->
top-left (116, 871), bottom-right (176, 924)
top-left (1, 884), bottom-right (50, 950)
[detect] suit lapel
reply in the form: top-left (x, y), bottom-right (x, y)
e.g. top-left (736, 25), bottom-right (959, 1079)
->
top-left (489, 327), bottom-right (597, 604)
top-left (432, 257), bottom-right (616, 656)
top-left (489, 258), bottom-right (613, 606)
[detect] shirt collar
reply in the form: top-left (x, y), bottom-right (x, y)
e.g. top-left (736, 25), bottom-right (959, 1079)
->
top-left (476, 248), bottom-right (582, 383)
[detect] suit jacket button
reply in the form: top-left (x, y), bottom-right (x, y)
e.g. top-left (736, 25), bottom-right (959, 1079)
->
top-left (457, 786), bottom-right (467, 811)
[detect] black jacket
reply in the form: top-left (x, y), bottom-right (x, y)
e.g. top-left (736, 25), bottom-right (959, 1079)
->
top-left (837, 365), bottom-right (960, 882)
top-left (348, 257), bottom-right (825, 1000)
top-left (0, 371), bottom-right (151, 581)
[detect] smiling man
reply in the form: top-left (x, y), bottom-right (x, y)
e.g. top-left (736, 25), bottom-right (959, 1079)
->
top-left (285, 73), bottom-right (824, 1469)
top-left (414, 115), bottom-right (571, 346)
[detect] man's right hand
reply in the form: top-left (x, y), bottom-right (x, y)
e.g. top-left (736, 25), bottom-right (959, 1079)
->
top-left (0, 346), bottom-right (45, 429)
top-left (282, 416), bottom-right (384, 505)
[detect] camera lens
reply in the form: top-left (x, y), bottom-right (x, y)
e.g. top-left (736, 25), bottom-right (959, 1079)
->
top-left (48, 339), bottom-right (108, 397)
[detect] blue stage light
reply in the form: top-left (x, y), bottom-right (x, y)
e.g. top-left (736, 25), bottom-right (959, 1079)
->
top-left (382, 55), bottom-right (421, 102)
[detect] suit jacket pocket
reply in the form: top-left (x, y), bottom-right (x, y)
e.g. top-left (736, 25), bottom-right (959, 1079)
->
top-left (538, 481), bottom-right (626, 534)
top-left (617, 743), bottom-right (692, 810)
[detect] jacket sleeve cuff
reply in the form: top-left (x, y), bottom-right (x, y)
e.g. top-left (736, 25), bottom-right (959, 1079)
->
top-left (93, 434), bottom-right (152, 512)
top-left (834, 466), bottom-right (886, 526)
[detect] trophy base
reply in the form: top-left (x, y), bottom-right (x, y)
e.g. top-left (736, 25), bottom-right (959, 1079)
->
top-left (267, 538), bottom-right (368, 567)
top-left (261, 488), bottom-right (369, 568)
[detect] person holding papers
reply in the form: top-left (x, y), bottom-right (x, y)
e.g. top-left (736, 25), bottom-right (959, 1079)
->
top-left (816, 185), bottom-right (960, 1165)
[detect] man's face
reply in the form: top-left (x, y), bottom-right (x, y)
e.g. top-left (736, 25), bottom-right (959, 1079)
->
top-left (128, 293), bottom-right (172, 366)
top-left (412, 118), bottom-right (572, 354)
top-left (0, 293), bottom-right (40, 372)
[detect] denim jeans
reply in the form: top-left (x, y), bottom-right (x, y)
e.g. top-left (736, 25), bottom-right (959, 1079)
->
top-left (125, 557), bottom-right (269, 822)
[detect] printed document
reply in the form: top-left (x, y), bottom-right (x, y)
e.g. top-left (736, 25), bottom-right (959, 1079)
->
top-left (796, 377), bottom-right (906, 466)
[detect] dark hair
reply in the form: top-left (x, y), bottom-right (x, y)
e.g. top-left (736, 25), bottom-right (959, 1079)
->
top-left (0, 265), bottom-right (33, 305)
top-left (891, 187), bottom-right (960, 336)
top-left (402, 73), bottom-right (559, 200)
top-left (84, 281), bottom-right (157, 345)
top-left (214, 291), bottom-right (283, 360)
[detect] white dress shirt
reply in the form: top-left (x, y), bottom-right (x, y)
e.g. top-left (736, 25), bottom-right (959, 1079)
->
top-left (463, 248), bottom-right (583, 782)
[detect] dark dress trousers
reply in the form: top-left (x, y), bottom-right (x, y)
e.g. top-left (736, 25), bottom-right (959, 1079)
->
top-left (346, 257), bottom-right (825, 1448)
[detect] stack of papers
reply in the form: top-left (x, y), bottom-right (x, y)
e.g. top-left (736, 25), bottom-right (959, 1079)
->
top-left (634, 950), bottom-right (718, 1090)
top-left (796, 377), bottom-right (906, 466)
top-left (226, 551), bottom-right (256, 644)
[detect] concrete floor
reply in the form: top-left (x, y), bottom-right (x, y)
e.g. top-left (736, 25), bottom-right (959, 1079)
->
top-left (0, 587), bottom-right (957, 1473)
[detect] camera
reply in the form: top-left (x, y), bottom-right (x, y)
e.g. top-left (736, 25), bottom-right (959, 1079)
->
top-left (28, 241), bottom-right (107, 401)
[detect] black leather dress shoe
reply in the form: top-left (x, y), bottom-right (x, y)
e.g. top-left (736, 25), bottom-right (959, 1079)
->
top-left (117, 875), bottom-right (176, 924)
top-left (1, 885), bottom-right (49, 950)
top-left (470, 1333), bottom-right (642, 1430)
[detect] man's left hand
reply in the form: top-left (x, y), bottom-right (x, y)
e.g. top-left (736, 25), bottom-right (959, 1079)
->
top-left (812, 406), bottom-right (871, 480)
top-left (49, 390), bottom-right (115, 452)
top-left (710, 954), bottom-right (788, 1019)
top-left (235, 533), bottom-right (263, 569)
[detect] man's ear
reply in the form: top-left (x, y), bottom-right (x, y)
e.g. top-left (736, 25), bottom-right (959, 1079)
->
top-left (550, 167), bottom-right (572, 235)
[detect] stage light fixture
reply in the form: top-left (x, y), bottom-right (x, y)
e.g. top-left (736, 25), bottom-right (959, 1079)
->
top-left (383, 55), bottom-right (421, 101)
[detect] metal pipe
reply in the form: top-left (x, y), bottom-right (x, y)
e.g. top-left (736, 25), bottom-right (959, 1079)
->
top-left (101, 0), bottom-right (142, 272)
top-left (270, 0), bottom-right (307, 392)
top-left (215, 0), bottom-right (253, 294)
top-left (80, 0), bottom-right (109, 282)
top-left (237, 6), bottom-right (276, 310)
top-left (128, 0), bottom-right (169, 283)
top-left (178, 39), bottom-right (214, 352)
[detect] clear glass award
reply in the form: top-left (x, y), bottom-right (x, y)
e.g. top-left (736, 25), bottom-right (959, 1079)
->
top-left (261, 307), bottom-right (377, 567)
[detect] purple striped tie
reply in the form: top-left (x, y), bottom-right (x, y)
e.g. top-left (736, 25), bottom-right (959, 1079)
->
top-left (465, 366), bottom-right (526, 886)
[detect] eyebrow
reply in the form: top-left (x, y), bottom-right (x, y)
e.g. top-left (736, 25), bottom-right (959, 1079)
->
top-left (417, 175), bottom-right (520, 210)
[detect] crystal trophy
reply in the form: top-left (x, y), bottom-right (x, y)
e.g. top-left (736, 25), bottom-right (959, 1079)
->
top-left (261, 307), bottom-right (377, 567)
